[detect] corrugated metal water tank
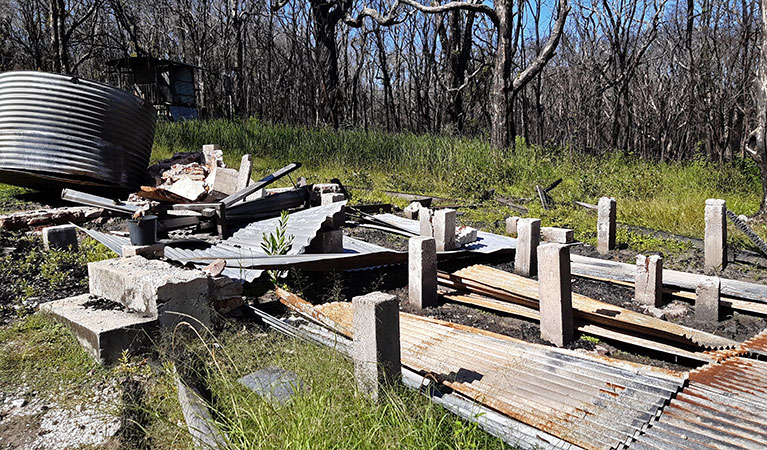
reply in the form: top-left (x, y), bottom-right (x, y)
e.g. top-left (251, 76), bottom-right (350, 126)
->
top-left (0, 71), bottom-right (156, 190)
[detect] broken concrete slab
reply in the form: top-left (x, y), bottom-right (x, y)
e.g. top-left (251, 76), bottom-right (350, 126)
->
top-left (42, 224), bottom-right (78, 251)
top-left (88, 257), bottom-right (211, 328)
top-left (167, 177), bottom-right (207, 202)
top-left (40, 294), bottom-right (156, 364)
top-left (206, 167), bottom-right (240, 197)
top-left (238, 367), bottom-right (306, 406)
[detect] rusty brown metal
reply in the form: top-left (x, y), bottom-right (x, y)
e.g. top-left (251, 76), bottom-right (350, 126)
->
top-left (275, 288), bottom-right (353, 337)
top-left (741, 328), bottom-right (767, 358)
top-left (444, 265), bottom-right (738, 350)
top-left (308, 300), bottom-right (684, 450)
top-left (633, 356), bottom-right (767, 449)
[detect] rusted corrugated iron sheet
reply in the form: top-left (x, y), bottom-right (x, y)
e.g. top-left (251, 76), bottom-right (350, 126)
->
top-left (316, 302), bottom-right (685, 450)
top-left (741, 328), bottom-right (767, 358)
top-left (632, 356), bottom-right (767, 449)
top-left (0, 71), bottom-right (156, 190)
top-left (449, 265), bottom-right (737, 350)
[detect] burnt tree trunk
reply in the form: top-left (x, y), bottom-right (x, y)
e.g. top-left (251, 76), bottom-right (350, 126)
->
top-left (746, 0), bottom-right (767, 214)
top-left (444, 9), bottom-right (475, 132)
top-left (490, 1), bottom-right (514, 149)
top-left (311, 0), bottom-right (344, 128)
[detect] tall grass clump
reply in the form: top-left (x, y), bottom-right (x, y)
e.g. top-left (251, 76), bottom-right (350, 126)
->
top-left (169, 326), bottom-right (508, 450)
top-left (154, 119), bottom-right (765, 245)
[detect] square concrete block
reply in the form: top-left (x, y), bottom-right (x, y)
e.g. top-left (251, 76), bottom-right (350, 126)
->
top-left (696, 276), bottom-right (721, 323)
top-left (88, 257), bottom-right (210, 327)
top-left (353, 292), bottom-right (401, 401)
top-left (40, 294), bottom-right (157, 364)
top-left (537, 244), bottom-right (574, 347)
top-left (42, 224), bottom-right (78, 251)
top-left (433, 209), bottom-right (456, 252)
top-left (515, 218), bottom-right (541, 277)
top-left (597, 197), bottom-right (616, 254)
top-left (505, 216), bottom-right (520, 236)
top-left (122, 243), bottom-right (165, 259)
top-left (635, 254), bottom-right (663, 307)
top-left (704, 199), bottom-right (727, 271)
top-left (408, 237), bottom-right (437, 309)
top-left (541, 227), bottom-right (574, 244)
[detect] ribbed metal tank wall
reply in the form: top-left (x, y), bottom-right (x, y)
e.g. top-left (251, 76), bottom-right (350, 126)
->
top-left (0, 71), bottom-right (156, 190)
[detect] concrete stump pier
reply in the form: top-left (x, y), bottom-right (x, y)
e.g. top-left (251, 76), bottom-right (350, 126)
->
top-left (515, 218), bottom-right (541, 277)
top-left (597, 197), bottom-right (616, 254)
top-left (408, 237), bottom-right (437, 309)
top-left (352, 292), bottom-right (401, 401)
top-left (537, 243), bottom-right (574, 347)
top-left (704, 199), bottom-right (727, 271)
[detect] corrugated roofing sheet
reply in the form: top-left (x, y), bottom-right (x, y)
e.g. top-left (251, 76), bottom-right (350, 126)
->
top-left (372, 213), bottom-right (517, 254)
top-left (316, 302), bottom-right (685, 450)
top-left (632, 356), bottom-right (767, 449)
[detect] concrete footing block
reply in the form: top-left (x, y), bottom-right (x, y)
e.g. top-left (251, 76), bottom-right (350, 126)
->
top-left (696, 276), bottom-right (721, 322)
top-left (353, 292), bottom-right (401, 401)
top-left (88, 257), bottom-right (211, 328)
top-left (408, 237), bottom-right (437, 309)
top-left (505, 216), bottom-right (520, 235)
top-left (704, 199), bottom-right (727, 271)
top-left (541, 227), bottom-right (574, 244)
top-left (42, 224), bottom-right (78, 251)
top-left (597, 197), bottom-right (616, 254)
top-left (537, 244), bottom-right (574, 347)
top-left (321, 193), bottom-right (345, 206)
top-left (122, 243), bottom-right (165, 259)
top-left (404, 202), bottom-right (421, 220)
top-left (515, 218), bottom-right (541, 277)
top-left (419, 209), bottom-right (434, 237)
top-left (40, 294), bottom-right (156, 364)
top-left (635, 254), bottom-right (663, 307)
top-left (307, 229), bottom-right (343, 253)
top-left (433, 209), bottom-right (456, 252)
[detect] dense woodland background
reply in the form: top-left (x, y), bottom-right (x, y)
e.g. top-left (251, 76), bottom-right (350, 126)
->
top-left (0, 0), bottom-right (760, 162)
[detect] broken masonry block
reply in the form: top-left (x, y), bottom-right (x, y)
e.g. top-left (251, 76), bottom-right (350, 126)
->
top-left (455, 226), bottom-right (479, 247)
top-left (537, 243), bottom-right (574, 347)
top-left (635, 254), bottom-right (663, 307)
top-left (121, 243), bottom-right (165, 259)
top-left (433, 209), bottom-right (456, 252)
top-left (515, 218), bottom-right (541, 277)
top-left (696, 276), bottom-right (721, 323)
top-left (88, 257), bottom-right (211, 329)
top-left (704, 199), bottom-right (727, 271)
top-left (307, 229), bottom-right (343, 254)
top-left (42, 224), bottom-right (78, 251)
top-left (404, 202), bottom-right (421, 220)
top-left (408, 236), bottom-right (438, 309)
top-left (419, 208), bottom-right (434, 237)
top-left (597, 197), bottom-right (616, 255)
top-left (353, 292), bottom-right (401, 402)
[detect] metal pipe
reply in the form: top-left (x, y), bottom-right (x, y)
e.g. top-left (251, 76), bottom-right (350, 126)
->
top-left (61, 188), bottom-right (138, 215)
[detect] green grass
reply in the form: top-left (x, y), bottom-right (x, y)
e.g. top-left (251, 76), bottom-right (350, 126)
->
top-left (169, 326), bottom-right (508, 450)
top-left (154, 119), bottom-right (767, 252)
